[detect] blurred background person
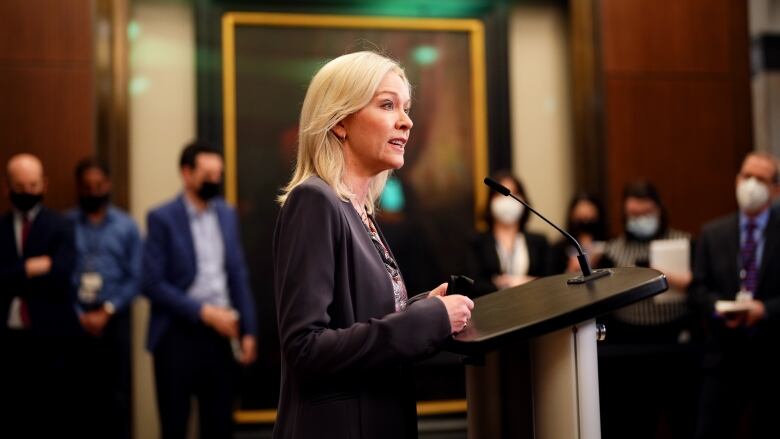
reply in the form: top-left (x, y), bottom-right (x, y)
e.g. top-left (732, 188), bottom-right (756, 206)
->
top-left (467, 170), bottom-right (549, 297)
top-left (142, 142), bottom-right (258, 439)
top-left (691, 152), bottom-right (780, 438)
top-left (549, 192), bottom-right (609, 274)
top-left (272, 51), bottom-right (474, 439)
top-left (464, 170), bottom-right (549, 437)
top-left (0, 153), bottom-right (79, 436)
top-left (598, 180), bottom-right (697, 439)
top-left (67, 157), bottom-right (141, 439)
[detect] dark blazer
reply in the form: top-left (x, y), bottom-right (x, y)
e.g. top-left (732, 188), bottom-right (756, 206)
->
top-left (467, 230), bottom-right (550, 297)
top-left (142, 195), bottom-right (257, 351)
top-left (0, 207), bottom-right (78, 336)
top-left (691, 209), bottom-right (780, 350)
top-left (272, 177), bottom-right (451, 439)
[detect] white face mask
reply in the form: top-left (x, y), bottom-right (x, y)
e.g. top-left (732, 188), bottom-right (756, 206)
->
top-left (736, 177), bottom-right (770, 214)
top-left (491, 196), bottom-right (524, 225)
top-left (626, 214), bottom-right (659, 240)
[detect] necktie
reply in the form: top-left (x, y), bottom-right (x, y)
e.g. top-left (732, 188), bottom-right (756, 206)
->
top-left (19, 215), bottom-right (31, 327)
top-left (740, 220), bottom-right (758, 295)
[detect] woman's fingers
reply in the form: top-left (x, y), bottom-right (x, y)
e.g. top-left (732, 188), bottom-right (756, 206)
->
top-left (427, 282), bottom-right (449, 297)
top-left (437, 294), bottom-right (475, 333)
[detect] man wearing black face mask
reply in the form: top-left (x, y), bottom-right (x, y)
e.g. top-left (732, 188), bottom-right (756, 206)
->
top-left (142, 141), bottom-right (258, 438)
top-left (0, 153), bottom-right (80, 436)
top-left (65, 157), bottom-right (141, 439)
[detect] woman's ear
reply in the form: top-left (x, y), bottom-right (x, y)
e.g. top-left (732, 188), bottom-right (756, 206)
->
top-left (332, 121), bottom-right (347, 141)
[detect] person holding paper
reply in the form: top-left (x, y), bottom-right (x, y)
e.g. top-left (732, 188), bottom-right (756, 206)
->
top-left (692, 152), bottom-right (780, 438)
top-left (599, 180), bottom-right (697, 439)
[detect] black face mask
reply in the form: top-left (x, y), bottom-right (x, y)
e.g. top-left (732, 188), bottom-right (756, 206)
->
top-left (197, 181), bottom-right (221, 202)
top-left (10, 191), bottom-right (43, 212)
top-left (79, 193), bottom-right (110, 214)
top-left (570, 220), bottom-right (601, 239)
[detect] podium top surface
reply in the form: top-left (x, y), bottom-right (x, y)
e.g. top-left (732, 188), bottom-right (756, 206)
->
top-left (447, 267), bottom-right (667, 354)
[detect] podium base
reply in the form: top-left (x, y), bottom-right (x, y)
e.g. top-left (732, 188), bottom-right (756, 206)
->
top-left (567, 268), bottom-right (611, 284)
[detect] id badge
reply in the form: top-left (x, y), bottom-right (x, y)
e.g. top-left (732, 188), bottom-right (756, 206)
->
top-left (78, 272), bottom-right (103, 304)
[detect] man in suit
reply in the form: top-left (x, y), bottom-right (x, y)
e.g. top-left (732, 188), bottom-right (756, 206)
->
top-left (0, 153), bottom-right (79, 436)
top-left (143, 141), bottom-right (257, 438)
top-left (692, 151), bottom-right (780, 438)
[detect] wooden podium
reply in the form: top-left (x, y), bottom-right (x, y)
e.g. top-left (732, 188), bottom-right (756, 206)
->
top-left (446, 267), bottom-right (668, 439)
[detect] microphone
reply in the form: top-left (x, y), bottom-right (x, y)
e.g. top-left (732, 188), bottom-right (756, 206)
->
top-left (484, 177), bottom-right (610, 284)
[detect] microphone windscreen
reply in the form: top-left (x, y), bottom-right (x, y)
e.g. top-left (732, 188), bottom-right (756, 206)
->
top-left (484, 177), bottom-right (511, 196)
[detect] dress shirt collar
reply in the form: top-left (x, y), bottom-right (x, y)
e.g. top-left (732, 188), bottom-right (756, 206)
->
top-left (13, 203), bottom-right (42, 223)
top-left (739, 207), bottom-right (770, 233)
top-left (75, 205), bottom-right (116, 226)
top-left (183, 193), bottom-right (215, 218)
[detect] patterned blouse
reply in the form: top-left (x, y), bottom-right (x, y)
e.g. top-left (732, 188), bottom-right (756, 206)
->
top-left (604, 228), bottom-right (690, 326)
top-left (364, 215), bottom-right (408, 312)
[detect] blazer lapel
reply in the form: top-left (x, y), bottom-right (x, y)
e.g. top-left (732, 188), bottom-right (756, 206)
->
top-left (722, 215), bottom-right (741, 292)
top-left (758, 210), bottom-right (780, 291)
top-left (23, 207), bottom-right (48, 258)
top-left (174, 196), bottom-right (198, 274)
top-left (214, 201), bottom-right (235, 288)
top-left (0, 212), bottom-right (18, 260)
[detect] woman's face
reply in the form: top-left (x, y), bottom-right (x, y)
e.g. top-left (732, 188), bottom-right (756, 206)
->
top-left (340, 72), bottom-right (413, 175)
top-left (571, 200), bottom-right (598, 223)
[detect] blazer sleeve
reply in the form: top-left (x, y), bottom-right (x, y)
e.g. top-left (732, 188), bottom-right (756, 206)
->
top-left (142, 210), bottom-right (202, 323)
top-left (526, 232), bottom-right (550, 277)
top-left (466, 234), bottom-right (499, 298)
top-left (225, 207), bottom-right (258, 336)
top-left (689, 225), bottom-right (722, 315)
top-left (273, 185), bottom-right (450, 380)
top-left (0, 226), bottom-right (26, 293)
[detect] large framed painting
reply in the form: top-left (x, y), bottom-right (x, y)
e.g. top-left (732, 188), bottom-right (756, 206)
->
top-left (220, 11), bottom-right (488, 412)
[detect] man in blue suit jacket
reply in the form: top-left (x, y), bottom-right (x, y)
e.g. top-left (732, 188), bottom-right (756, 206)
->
top-left (143, 142), bottom-right (258, 439)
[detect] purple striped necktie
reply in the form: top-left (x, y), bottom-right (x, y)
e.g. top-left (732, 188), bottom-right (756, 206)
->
top-left (741, 220), bottom-right (758, 294)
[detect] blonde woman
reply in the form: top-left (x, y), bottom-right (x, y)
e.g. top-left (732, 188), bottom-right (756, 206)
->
top-left (272, 51), bottom-right (474, 438)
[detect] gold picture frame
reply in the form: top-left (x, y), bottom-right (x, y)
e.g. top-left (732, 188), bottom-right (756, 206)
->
top-left (220, 11), bottom-right (489, 221)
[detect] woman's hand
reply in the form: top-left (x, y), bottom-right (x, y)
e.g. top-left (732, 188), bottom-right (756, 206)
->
top-left (427, 282), bottom-right (449, 298)
top-left (427, 282), bottom-right (475, 333)
top-left (435, 295), bottom-right (474, 334)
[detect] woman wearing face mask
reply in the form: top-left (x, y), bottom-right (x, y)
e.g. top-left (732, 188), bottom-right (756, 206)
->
top-left (467, 171), bottom-right (550, 297)
top-left (549, 192), bottom-right (608, 274)
top-left (599, 180), bottom-right (697, 439)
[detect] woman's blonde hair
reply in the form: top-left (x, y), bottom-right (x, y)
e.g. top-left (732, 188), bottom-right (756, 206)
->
top-left (277, 51), bottom-right (410, 214)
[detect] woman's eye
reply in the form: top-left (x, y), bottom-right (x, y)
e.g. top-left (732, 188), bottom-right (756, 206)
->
top-left (403, 108), bottom-right (411, 115)
top-left (381, 101), bottom-right (393, 110)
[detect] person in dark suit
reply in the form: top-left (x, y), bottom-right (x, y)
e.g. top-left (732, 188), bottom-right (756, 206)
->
top-left (467, 170), bottom-right (549, 297)
top-left (272, 51), bottom-right (474, 439)
top-left (143, 142), bottom-right (258, 439)
top-left (0, 153), bottom-right (79, 436)
top-left (692, 152), bottom-right (780, 438)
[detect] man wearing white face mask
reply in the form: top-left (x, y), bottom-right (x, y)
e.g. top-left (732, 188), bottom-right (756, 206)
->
top-left (692, 152), bottom-right (780, 438)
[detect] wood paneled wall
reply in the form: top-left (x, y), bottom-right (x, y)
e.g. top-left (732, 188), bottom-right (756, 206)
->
top-left (0, 0), bottom-right (94, 212)
top-left (599, 0), bottom-right (752, 236)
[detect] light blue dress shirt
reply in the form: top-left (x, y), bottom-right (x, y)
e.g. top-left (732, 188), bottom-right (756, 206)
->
top-left (68, 206), bottom-right (142, 313)
top-left (184, 197), bottom-right (231, 308)
top-left (739, 207), bottom-right (770, 271)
